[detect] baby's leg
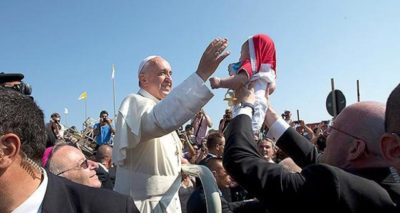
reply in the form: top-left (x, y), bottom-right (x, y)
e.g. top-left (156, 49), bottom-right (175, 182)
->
top-left (252, 80), bottom-right (269, 134)
top-left (268, 81), bottom-right (276, 95)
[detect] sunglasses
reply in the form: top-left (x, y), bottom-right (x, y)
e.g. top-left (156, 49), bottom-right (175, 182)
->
top-left (326, 123), bottom-right (368, 143)
top-left (56, 159), bottom-right (89, 176)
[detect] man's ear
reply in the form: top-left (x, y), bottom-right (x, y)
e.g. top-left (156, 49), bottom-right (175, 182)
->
top-left (347, 139), bottom-right (366, 161)
top-left (139, 73), bottom-right (147, 87)
top-left (380, 133), bottom-right (400, 167)
top-left (0, 133), bottom-right (21, 168)
top-left (211, 170), bottom-right (217, 178)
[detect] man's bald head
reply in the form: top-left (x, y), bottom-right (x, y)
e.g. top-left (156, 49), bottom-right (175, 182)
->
top-left (337, 101), bottom-right (386, 155)
top-left (96, 145), bottom-right (113, 168)
top-left (206, 158), bottom-right (232, 188)
top-left (346, 101), bottom-right (386, 143)
top-left (321, 101), bottom-right (386, 168)
top-left (385, 84), bottom-right (400, 133)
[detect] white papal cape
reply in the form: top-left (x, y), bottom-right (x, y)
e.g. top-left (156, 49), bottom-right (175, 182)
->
top-left (112, 73), bottom-right (213, 213)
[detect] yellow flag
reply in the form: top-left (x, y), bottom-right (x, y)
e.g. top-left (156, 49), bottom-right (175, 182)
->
top-left (78, 91), bottom-right (87, 100)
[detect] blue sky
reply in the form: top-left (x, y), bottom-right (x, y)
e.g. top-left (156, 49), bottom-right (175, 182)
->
top-left (1, 1), bottom-right (399, 129)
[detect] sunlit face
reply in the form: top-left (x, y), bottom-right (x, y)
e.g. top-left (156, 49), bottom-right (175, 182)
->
top-left (318, 118), bottom-right (354, 167)
top-left (1, 81), bottom-right (20, 87)
top-left (185, 127), bottom-right (194, 136)
top-left (100, 113), bottom-right (108, 119)
top-left (54, 146), bottom-right (101, 188)
top-left (141, 57), bottom-right (172, 100)
top-left (216, 137), bottom-right (225, 158)
top-left (213, 161), bottom-right (232, 188)
top-left (258, 139), bottom-right (275, 161)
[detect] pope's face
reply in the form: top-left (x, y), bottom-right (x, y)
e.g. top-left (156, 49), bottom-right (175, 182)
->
top-left (142, 57), bottom-right (172, 100)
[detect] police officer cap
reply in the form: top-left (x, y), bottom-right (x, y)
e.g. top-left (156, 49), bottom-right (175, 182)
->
top-left (0, 72), bottom-right (24, 84)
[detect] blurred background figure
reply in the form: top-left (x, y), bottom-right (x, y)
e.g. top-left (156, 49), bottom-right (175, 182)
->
top-left (184, 124), bottom-right (196, 145)
top-left (219, 108), bottom-right (232, 133)
top-left (198, 132), bottom-right (225, 165)
top-left (257, 137), bottom-right (277, 163)
top-left (47, 113), bottom-right (66, 141)
top-left (0, 72), bottom-right (32, 96)
top-left (93, 110), bottom-right (115, 149)
top-left (281, 110), bottom-right (293, 126)
top-left (187, 158), bottom-right (264, 213)
top-left (95, 144), bottom-right (116, 189)
top-left (191, 109), bottom-right (213, 146)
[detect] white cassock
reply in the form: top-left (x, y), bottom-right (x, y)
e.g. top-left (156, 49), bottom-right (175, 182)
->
top-left (112, 73), bottom-right (213, 213)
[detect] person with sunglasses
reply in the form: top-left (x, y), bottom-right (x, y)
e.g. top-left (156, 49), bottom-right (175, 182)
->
top-left (223, 86), bottom-right (399, 212)
top-left (0, 88), bottom-right (139, 213)
top-left (47, 144), bottom-right (101, 188)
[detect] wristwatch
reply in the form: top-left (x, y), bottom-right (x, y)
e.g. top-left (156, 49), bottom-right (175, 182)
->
top-left (240, 102), bottom-right (255, 115)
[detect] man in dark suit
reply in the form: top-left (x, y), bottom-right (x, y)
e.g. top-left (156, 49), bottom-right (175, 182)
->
top-left (0, 87), bottom-right (139, 213)
top-left (199, 132), bottom-right (225, 165)
top-left (187, 158), bottom-right (264, 213)
top-left (95, 144), bottom-right (116, 189)
top-left (223, 86), bottom-right (400, 213)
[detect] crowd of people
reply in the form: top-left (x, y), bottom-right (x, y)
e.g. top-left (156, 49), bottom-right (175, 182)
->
top-left (0, 34), bottom-right (399, 213)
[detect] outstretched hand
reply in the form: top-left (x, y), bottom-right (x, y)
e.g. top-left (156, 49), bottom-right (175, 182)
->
top-left (264, 87), bottom-right (280, 129)
top-left (209, 77), bottom-right (221, 89)
top-left (196, 38), bottom-right (230, 81)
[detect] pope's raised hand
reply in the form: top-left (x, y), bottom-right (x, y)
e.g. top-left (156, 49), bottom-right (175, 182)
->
top-left (196, 38), bottom-right (230, 81)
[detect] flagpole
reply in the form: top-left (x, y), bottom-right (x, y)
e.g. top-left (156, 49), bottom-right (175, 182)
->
top-left (85, 98), bottom-right (87, 122)
top-left (64, 110), bottom-right (68, 127)
top-left (112, 64), bottom-right (116, 120)
top-left (78, 91), bottom-right (88, 130)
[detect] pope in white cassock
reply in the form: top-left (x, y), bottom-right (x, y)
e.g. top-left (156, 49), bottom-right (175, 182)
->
top-left (112, 38), bottom-right (230, 212)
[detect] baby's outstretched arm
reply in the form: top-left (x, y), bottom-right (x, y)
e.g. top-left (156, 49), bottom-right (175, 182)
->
top-left (210, 72), bottom-right (248, 90)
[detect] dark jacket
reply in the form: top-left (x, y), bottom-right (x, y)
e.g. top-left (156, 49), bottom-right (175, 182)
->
top-left (223, 115), bottom-right (400, 213)
top-left (187, 185), bottom-right (265, 213)
top-left (42, 172), bottom-right (139, 213)
top-left (96, 164), bottom-right (115, 190)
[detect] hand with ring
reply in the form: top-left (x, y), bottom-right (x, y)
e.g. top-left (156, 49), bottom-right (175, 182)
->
top-left (196, 38), bottom-right (230, 81)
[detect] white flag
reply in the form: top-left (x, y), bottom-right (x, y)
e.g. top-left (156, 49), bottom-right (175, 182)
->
top-left (64, 108), bottom-right (69, 114)
top-left (111, 64), bottom-right (115, 79)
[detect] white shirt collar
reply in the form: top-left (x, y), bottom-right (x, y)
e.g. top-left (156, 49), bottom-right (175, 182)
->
top-left (208, 152), bottom-right (218, 158)
top-left (99, 162), bottom-right (109, 173)
top-left (138, 88), bottom-right (160, 103)
top-left (12, 169), bottom-right (48, 213)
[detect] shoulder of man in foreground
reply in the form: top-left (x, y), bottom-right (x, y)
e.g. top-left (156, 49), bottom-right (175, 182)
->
top-left (42, 172), bottom-right (139, 213)
top-left (223, 114), bottom-right (399, 212)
